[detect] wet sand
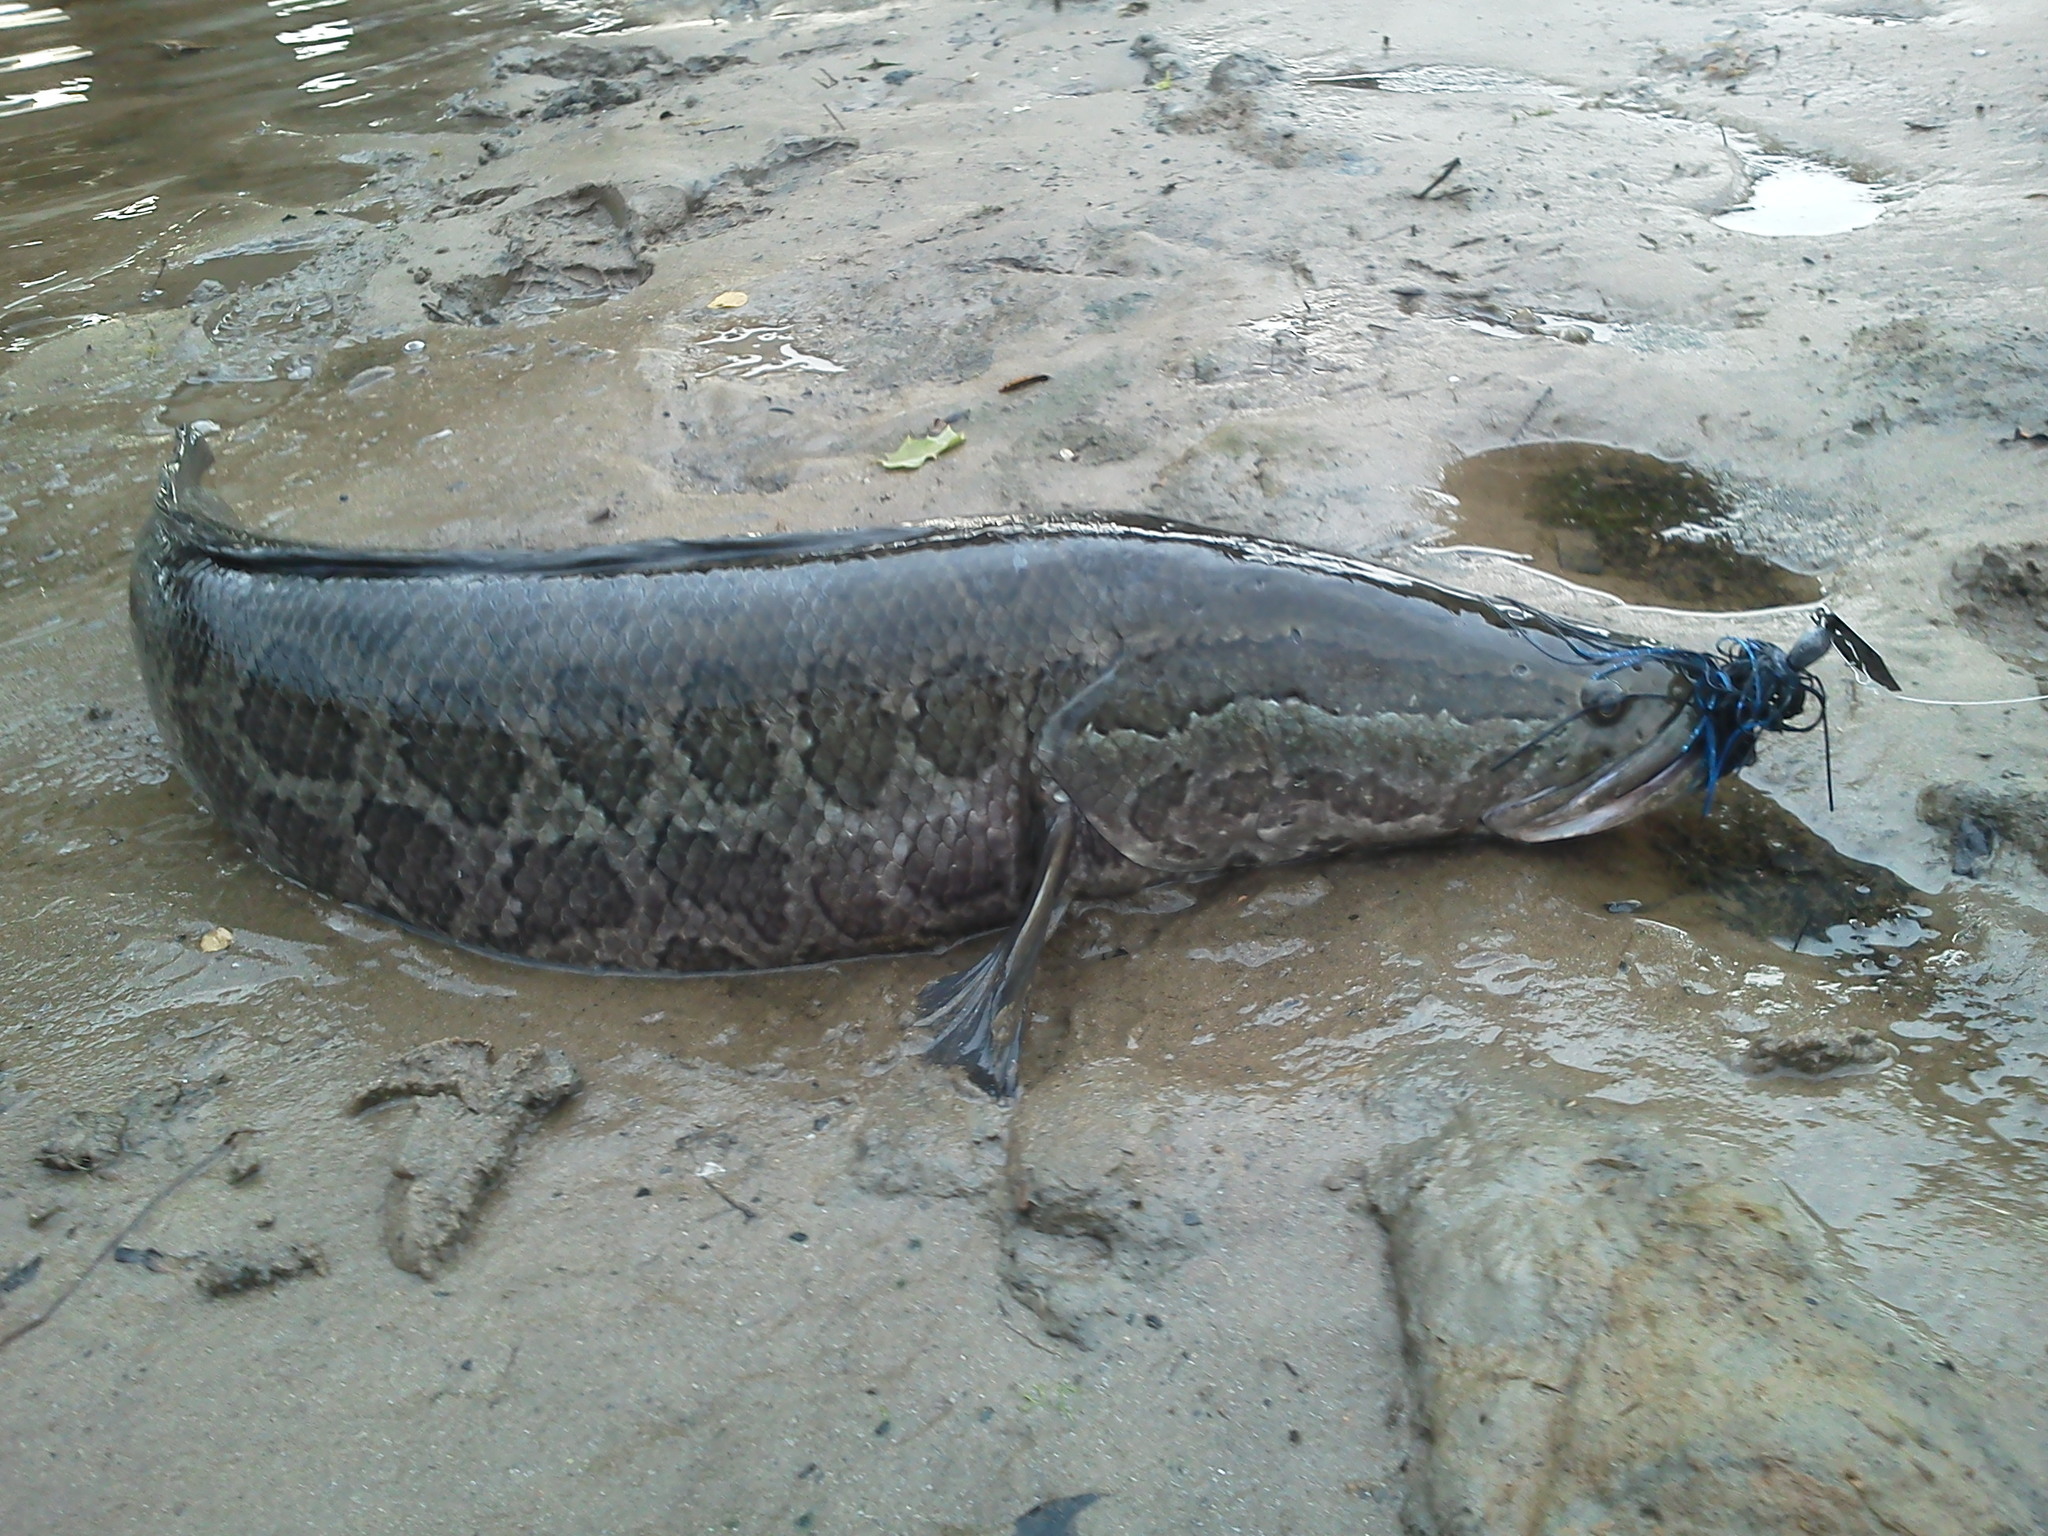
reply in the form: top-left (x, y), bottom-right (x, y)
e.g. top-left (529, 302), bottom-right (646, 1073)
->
top-left (3, 1), bottom-right (2047, 1531)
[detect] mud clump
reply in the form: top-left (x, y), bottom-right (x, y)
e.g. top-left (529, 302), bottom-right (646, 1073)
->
top-left (1370, 1113), bottom-right (2048, 1536)
top-left (538, 77), bottom-right (642, 121)
top-left (495, 42), bottom-right (680, 83)
top-left (456, 43), bottom-right (747, 125)
top-left (194, 1242), bottom-right (325, 1297)
top-left (37, 1109), bottom-right (128, 1172)
top-left (351, 1038), bottom-right (581, 1279)
top-left (35, 1076), bottom-right (229, 1172)
top-left (1132, 37), bottom-right (1310, 168)
top-left (1738, 1027), bottom-right (1893, 1077)
top-left (425, 139), bottom-right (855, 327)
top-left (1919, 779), bottom-right (2048, 878)
top-left (1950, 542), bottom-right (2048, 673)
top-left (499, 184), bottom-right (650, 304)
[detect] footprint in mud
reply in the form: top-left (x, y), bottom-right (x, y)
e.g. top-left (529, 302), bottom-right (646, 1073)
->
top-left (1915, 543), bottom-right (2048, 876)
top-left (999, 1064), bottom-right (1209, 1349)
top-left (1132, 36), bottom-right (1315, 168)
top-left (1438, 442), bottom-right (1822, 612)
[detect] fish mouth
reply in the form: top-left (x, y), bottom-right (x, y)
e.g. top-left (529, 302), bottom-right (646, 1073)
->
top-left (1482, 706), bottom-right (1706, 844)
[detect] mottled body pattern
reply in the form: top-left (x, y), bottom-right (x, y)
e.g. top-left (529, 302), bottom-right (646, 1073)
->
top-left (132, 434), bottom-right (1704, 1091)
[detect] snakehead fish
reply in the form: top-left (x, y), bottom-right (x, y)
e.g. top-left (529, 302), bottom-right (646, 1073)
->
top-left (131, 430), bottom-right (1826, 1097)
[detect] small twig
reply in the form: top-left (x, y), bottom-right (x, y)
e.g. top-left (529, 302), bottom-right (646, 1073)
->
top-left (821, 99), bottom-right (847, 133)
top-left (701, 1176), bottom-right (757, 1221)
top-left (1512, 384), bottom-right (1554, 442)
top-left (1414, 158), bottom-right (1461, 200)
top-left (995, 1294), bottom-right (1063, 1355)
top-left (0, 1130), bottom-right (252, 1352)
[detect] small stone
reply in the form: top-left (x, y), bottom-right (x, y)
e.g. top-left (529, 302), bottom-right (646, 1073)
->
top-left (707, 290), bottom-right (748, 309)
top-left (223, 1140), bottom-right (263, 1184)
top-left (1740, 1029), bottom-right (1893, 1077)
top-left (1951, 814), bottom-right (1998, 877)
top-left (197, 926), bottom-right (234, 953)
top-left (38, 1109), bottom-right (128, 1172)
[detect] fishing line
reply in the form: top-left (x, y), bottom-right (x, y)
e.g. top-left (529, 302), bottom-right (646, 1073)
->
top-left (1431, 550), bottom-right (2048, 709)
top-left (1870, 689), bottom-right (2048, 707)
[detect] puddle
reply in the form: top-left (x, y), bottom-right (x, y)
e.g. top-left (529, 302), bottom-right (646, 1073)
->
top-left (1451, 306), bottom-right (1624, 346)
top-left (1437, 441), bottom-right (1823, 611)
top-left (160, 378), bottom-right (302, 428)
top-left (168, 237), bottom-right (335, 305)
top-left (1714, 160), bottom-right (1887, 238)
top-left (1303, 63), bottom-right (1572, 98)
top-left (691, 323), bottom-right (848, 380)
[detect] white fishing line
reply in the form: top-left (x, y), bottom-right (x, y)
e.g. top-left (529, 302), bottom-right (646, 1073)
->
top-left (1874, 689), bottom-right (2048, 707)
top-left (1411, 544), bottom-right (2048, 707)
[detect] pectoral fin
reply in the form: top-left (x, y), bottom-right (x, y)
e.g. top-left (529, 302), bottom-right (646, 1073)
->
top-left (920, 786), bottom-right (1078, 1100)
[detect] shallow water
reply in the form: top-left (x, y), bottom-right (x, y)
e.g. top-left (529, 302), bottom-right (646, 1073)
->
top-left (0, 0), bottom-right (640, 352)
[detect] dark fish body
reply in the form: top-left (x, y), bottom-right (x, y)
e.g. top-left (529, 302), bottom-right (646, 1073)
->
top-left (132, 433), bottom-right (1719, 1090)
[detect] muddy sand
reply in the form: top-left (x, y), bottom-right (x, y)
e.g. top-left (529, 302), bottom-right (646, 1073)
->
top-left (2, 0), bottom-right (2047, 1531)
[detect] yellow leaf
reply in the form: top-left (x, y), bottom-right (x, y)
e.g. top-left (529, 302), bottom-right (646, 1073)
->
top-left (707, 290), bottom-right (748, 309)
top-left (879, 425), bottom-right (966, 470)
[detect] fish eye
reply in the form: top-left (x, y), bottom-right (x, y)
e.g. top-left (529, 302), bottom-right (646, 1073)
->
top-left (1580, 677), bottom-right (1629, 722)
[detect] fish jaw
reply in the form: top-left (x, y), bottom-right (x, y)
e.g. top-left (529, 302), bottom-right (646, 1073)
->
top-left (1481, 706), bottom-right (1706, 843)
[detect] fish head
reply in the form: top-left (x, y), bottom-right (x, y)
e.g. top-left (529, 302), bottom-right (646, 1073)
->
top-left (1481, 654), bottom-right (1710, 843)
